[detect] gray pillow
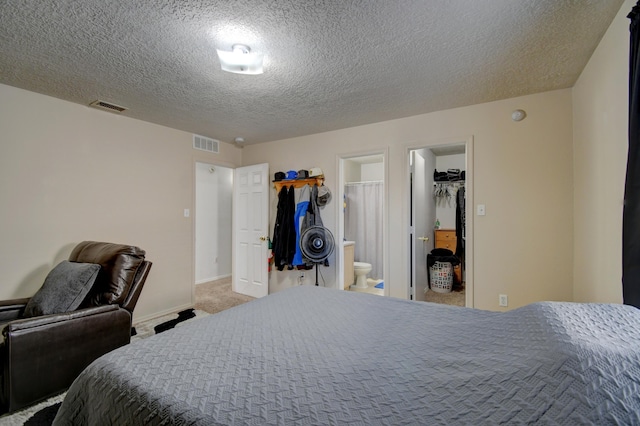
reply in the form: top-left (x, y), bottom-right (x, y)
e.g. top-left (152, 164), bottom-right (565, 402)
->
top-left (23, 260), bottom-right (101, 318)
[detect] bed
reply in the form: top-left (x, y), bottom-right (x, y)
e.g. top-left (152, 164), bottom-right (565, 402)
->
top-left (53, 285), bottom-right (640, 425)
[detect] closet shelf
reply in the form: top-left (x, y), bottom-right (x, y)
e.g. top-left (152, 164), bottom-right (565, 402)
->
top-left (274, 177), bottom-right (324, 191)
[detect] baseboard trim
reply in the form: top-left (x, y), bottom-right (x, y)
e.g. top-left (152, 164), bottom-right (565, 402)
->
top-left (195, 274), bottom-right (231, 285)
top-left (132, 302), bottom-right (194, 324)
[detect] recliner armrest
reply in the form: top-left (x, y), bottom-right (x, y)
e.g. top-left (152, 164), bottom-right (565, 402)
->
top-left (2, 305), bottom-right (132, 412)
top-left (0, 298), bottom-right (29, 309)
top-left (0, 299), bottom-right (29, 323)
top-left (3, 305), bottom-right (118, 334)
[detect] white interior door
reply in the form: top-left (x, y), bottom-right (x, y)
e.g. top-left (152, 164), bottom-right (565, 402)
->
top-left (233, 163), bottom-right (269, 298)
top-left (411, 149), bottom-right (435, 301)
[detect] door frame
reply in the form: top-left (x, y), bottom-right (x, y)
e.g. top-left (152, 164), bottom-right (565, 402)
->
top-left (405, 136), bottom-right (474, 307)
top-left (191, 157), bottom-right (242, 306)
top-left (194, 161), bottom-right (234, 285)
top-left (336, 148), bottom-right (390, 295)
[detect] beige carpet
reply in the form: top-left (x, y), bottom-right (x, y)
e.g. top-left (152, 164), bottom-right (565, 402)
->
top-left (195, 277), bottom-right (255, 314)
top-left (424, 287), bottom-right (466, 307)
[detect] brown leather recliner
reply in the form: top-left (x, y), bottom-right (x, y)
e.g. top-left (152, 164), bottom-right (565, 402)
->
top-left (0, 241), bottom-right (152, 414)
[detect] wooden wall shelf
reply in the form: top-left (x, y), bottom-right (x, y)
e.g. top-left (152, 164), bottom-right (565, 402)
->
top-left (274, 177), bottom-right (324, 192)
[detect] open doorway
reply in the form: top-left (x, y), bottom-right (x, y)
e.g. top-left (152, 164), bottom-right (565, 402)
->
top-left (337, 151), bottom-right (388, 296)
top-left (194, 162), bottom-right (233, 287)
top-left (408, 139), bottom-right (473, 307)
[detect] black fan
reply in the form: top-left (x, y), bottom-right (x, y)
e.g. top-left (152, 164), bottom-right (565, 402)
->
top-left (299, 226), bottom-right (335, 286)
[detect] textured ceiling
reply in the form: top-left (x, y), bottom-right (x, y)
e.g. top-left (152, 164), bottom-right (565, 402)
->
top-left (0, 1), bottom-right (624, 145)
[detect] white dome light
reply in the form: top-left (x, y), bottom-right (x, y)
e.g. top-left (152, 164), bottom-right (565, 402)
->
top-left (216, 44), bottom-right (264, 75)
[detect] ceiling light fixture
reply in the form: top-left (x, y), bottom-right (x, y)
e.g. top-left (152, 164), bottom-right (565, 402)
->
top-left (216, 44), bottom-right (264, 75)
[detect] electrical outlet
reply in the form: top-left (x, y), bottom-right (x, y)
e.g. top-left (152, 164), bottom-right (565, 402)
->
top-left (298, 273), bottom-right (305, 284)
top-left (499, 294), bottom-right (508, 307)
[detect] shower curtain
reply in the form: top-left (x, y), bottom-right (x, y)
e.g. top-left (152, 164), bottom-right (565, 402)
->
top-left (344, 181), bottom-right (384, 280)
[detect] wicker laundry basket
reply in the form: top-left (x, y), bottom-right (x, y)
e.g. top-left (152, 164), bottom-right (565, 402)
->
top-left (429, 261), bottom-right (453, 293)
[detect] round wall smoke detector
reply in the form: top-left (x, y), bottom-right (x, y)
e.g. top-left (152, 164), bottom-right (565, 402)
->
top-left (511, 109), bottom-right (527, 122)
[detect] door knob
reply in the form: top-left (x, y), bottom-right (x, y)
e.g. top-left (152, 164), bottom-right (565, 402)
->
top-left (259, 236), bottom-right (269, 241)
top-left (418, 236), bottom-right (429, 241)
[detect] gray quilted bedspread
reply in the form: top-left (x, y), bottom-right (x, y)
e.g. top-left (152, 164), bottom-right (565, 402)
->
top-left (53, 286), bottom-right (640, 425)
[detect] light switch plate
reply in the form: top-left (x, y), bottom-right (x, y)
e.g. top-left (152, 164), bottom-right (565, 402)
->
top-left (477, 204), bottom-right (486, 216)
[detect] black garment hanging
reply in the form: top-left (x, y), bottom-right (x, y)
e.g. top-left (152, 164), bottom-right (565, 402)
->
top-left (272, 186), bottom-right (287, 271)
top-left (272, 185), bottom-right (296, 271)
top-left (284, 186), bottom-right (297, 269)
top-left (624, 3), bottom-right (640, 308)
top-left (455, 186), bottom-right (465, 258)
top-left (302, 184), bottom-right (329, 266)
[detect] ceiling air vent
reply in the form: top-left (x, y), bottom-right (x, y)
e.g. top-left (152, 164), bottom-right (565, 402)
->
top-left (89, 100), bottom-right (127, 113)
top-left (193, 135), bottom-right (219, 154)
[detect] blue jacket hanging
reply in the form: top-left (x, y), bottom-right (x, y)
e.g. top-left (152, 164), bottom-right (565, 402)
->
top-left (292, 185), bottom-right (311, 266)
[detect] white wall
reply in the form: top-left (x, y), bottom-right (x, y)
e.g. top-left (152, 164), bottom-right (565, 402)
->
top-left (344, 160), bottom-right (361, 182)
top-left (360, 162), bottom-right (383, 181)
top-left (435, 153), bottom-right (465, 230)
top-left (572, 0), bottom-right (631, 304)
top-left (0, 84), bottom-right (242, 321)
top-left (195, 163), bottom-right (233, 284)
top-left (243, 89), bottom-right (574, 311)
top-left (343, 159), bottom-right (383, 182)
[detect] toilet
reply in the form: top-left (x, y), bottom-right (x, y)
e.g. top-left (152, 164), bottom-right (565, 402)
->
top-left (353, 262), bottom-right (372, 289)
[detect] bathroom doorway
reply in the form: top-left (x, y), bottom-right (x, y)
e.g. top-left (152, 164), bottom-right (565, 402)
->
top-left (337, 151), bottom-right (388, 296)
top-left (194, 162), bottom-right (234, 287)
top-left (408, 138), bottom-right (473, 307)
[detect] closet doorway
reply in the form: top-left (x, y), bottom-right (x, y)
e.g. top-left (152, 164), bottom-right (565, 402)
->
top-left (408, 139), bottom-right (473, 307)
top-left (337, 150), bottom-right (388, 296)
top-left (194, 162), bottom-right (233, 287)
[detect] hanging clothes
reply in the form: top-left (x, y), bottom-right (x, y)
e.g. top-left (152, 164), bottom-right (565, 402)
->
top-left (303, 185), bottom-right (324, 229)
top-left (292, 184), bottom-right (311, 266)
top-left (455, 185), bottom-right (465, 257)
top-left (272, 186), bottom-right (285, 270)
top-left (272, 185), bottom-right (286, 270)
top-left (301, 184), bottom-right (329, 266)
top-left (285, 186), bottom-right (297, 268)
top-left (272, 185), bottom-right (296, 271)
